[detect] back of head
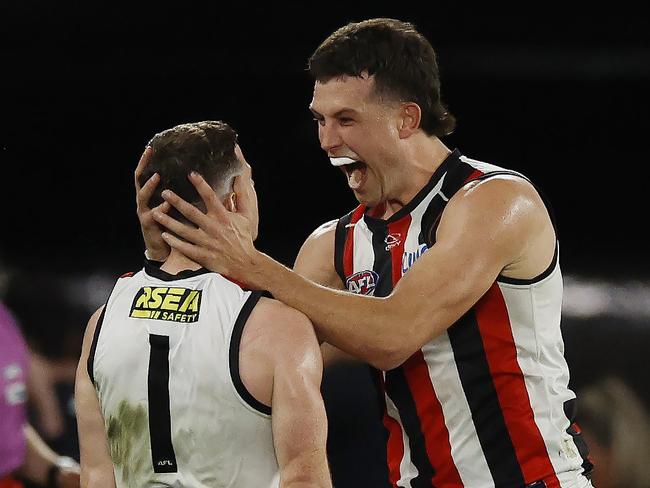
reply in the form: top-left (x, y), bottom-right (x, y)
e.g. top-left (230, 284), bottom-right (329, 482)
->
top-left (579, 377), bottom-right (650, 488)
top-left (139, 120), bottom-right (241, 225)
top-left (308, 18), bottom-right (455, 138)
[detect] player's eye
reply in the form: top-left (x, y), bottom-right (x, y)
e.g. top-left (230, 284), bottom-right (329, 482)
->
top-left (313, 117), bottom-right (325, 126)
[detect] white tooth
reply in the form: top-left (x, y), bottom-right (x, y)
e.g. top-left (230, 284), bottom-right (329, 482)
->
top-left (330, 156), bottom-right (356, 167)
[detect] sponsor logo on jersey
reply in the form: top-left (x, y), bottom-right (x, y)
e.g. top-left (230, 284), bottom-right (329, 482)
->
top-left (129, 287), bottom-right (202, 323)
top-left (402, 243), bottom-right (429, 275)
top-left (346, 270), bottom-right (379, 295)
top-left (384, 232), bottom-right (402, 250)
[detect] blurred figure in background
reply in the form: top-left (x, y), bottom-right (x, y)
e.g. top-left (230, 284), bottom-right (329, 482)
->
top-left (4, 272), bottom-right (86, 462)
top-left (0, 299), bottom-right (29, 486)
top-left (0, 299), bottom-right (80, 488)
top-left (578, 376), bottom-right (650, 488)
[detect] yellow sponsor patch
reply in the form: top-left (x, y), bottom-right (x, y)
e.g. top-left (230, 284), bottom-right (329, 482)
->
top-left (129, 287), bottom-right (202, 323)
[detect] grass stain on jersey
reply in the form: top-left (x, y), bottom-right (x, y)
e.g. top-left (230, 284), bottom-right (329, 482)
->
top-left (107, 400), bottom-right (150, 487)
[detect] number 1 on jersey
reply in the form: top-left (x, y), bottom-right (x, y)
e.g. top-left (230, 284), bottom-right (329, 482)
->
top-left (148, 334), bottom-right (178, 473)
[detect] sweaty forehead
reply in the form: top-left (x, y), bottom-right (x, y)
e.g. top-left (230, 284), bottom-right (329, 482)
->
top-left (310, 75), bottom-right (377, 114)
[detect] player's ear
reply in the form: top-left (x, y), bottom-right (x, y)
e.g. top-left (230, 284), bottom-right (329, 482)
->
top-left (224, 191), bottom-right (237, 212)
top-left (398, 102), bottom-right (422, 139)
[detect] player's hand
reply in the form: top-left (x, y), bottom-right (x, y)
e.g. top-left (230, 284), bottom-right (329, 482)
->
top-left (153, 172), bottom-right (260, 284)
top-left (56, 463), bottom-right (81, 488)
top-left (135, 147), bottom-right (171, 261)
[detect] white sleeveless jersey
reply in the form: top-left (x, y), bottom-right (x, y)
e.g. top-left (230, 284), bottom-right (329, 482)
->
top-left (334, 150), bottom-right (593, 488)
top-left (88, 263), bottom-right (279, 488)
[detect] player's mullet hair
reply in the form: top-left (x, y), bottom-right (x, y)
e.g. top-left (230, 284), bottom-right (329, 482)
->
top-left (139, 120), bottom-right (241, 225)
top-left (308, 18), bottom-right (456, 138)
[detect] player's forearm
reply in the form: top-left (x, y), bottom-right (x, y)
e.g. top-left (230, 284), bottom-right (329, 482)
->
top-left (18, 424), bottom-right (58, 485)
top-left (80, 467), bottom-right (116, 488)
top-left (250, 252), bottom-right (412, 369)
top-left (279, 454), bottom-right (332, 488)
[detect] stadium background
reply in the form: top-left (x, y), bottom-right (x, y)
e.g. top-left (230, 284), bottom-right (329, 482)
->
top-left (2, 3), bottom-right (649, 487)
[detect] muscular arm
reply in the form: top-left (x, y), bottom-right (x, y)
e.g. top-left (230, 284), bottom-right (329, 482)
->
top-left (293, 220), bottom-right (358, 365)
top-left (74, 308), bottom-right (116, 488)
top-left (17, 425), bottom-right (80, 488)
top-left (251, 178), bottom-right (554, 369)
top-left (266, 305), bottom-right (331, 488)
top-left (293, 220), bottom-right (342, 290)
top-left (156, 174), bottom-right (555, 371)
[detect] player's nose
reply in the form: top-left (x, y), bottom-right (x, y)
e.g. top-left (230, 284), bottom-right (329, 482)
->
top-left (319, 123), bottom-right (343, 154)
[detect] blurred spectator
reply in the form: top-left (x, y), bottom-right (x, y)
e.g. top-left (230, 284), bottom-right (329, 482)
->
top-left (1, 300), bottom-right (80, 488)
top-left (578, 376), bottom-right (650, 488)
top-left (1, 300), bottom-right (29, 482)
top-left (4, 272), bottom-right (86, 461)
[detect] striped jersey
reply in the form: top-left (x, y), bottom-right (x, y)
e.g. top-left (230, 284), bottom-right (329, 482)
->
top-left (88, 261), bottom-right (279, 488)
top-left (334, 150), bottom-right (593, 488)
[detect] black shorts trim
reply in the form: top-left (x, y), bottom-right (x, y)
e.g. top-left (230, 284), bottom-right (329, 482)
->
top-left (228, 291), bottom-right (271, 415)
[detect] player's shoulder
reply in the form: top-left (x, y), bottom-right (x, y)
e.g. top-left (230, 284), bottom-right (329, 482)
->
top-left (306, 219), bottom-right (338, 241)
top-left (255, 298), bottom-right (315, 338)
top-left (441, 170), bottom-right (549, 244)
top-left (249, 297), bottom-right (320, 360)
top-left (297, 219), bottom-right (337, 257)
top-left (454, 171), bottom-right (542, 210)
top-left (79, 305), bottom-right (105, 358)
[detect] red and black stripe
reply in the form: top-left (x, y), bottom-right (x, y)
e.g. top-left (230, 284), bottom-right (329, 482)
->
top-left (334, 205), bottom-right (366, 284)
top-left (400, 351), bottom-right (464, 487)
top-left (375, 374), bottom-right (405, 487)
top-left (447, 306), bottom-right (527, 487)
top-left (475, 285), bottom-right (560, 487)
top-left (385, 367), bottom-right (436, 487)
top-left (449, 285), bottom-right (562, 487)
top-left (366, 215), bottom-right (446, 486)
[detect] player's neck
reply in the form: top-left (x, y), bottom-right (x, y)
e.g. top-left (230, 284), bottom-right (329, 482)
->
top-left (160, 249), bottom-right (202, 275)
top-left (373, 136), bottom-right (451, 220)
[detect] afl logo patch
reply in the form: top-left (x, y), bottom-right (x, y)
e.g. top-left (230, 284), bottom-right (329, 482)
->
top-left (346, 270), bottom-right (379, 296)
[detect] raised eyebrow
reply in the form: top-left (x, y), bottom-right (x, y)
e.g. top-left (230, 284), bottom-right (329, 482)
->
top-left (309, 107), bottom-right (323, 118)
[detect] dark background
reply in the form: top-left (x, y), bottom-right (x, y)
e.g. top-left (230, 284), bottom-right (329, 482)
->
top-left (2, 3), bottom-right (649, 486)
top-left (2, 3), bottom-right (649, 277)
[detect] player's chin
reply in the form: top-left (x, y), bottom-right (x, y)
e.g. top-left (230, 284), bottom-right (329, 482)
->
top-left (352, 190), bottom-right (379, 208)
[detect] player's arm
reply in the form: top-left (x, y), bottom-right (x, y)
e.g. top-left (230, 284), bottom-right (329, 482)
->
top-left (267, 305), bottom-right (331, 488)
top-left (155, 173), bottom-right (553, 370)
top-left (17, 424), bottom-right (80, 488)
top-left (254, 177), bottom-right (551, 369)
top-left (293, 220), bottom-right (342, 289)
top-left (74, 307), bottom-right (116, 488)
top-left (293, 220), bottom-right (358, 366)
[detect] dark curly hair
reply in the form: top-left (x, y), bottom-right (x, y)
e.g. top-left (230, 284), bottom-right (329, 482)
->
top-left (309, 18), bottom-right (455, 137)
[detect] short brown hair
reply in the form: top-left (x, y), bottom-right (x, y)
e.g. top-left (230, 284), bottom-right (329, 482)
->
top-left (139, 121), bottom-right (241, 220)
top-left (309, 18), bottom-right (455, 137)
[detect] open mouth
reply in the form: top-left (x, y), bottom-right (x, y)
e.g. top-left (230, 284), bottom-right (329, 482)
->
top-left (341, 161), bottom-right (368, 190)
